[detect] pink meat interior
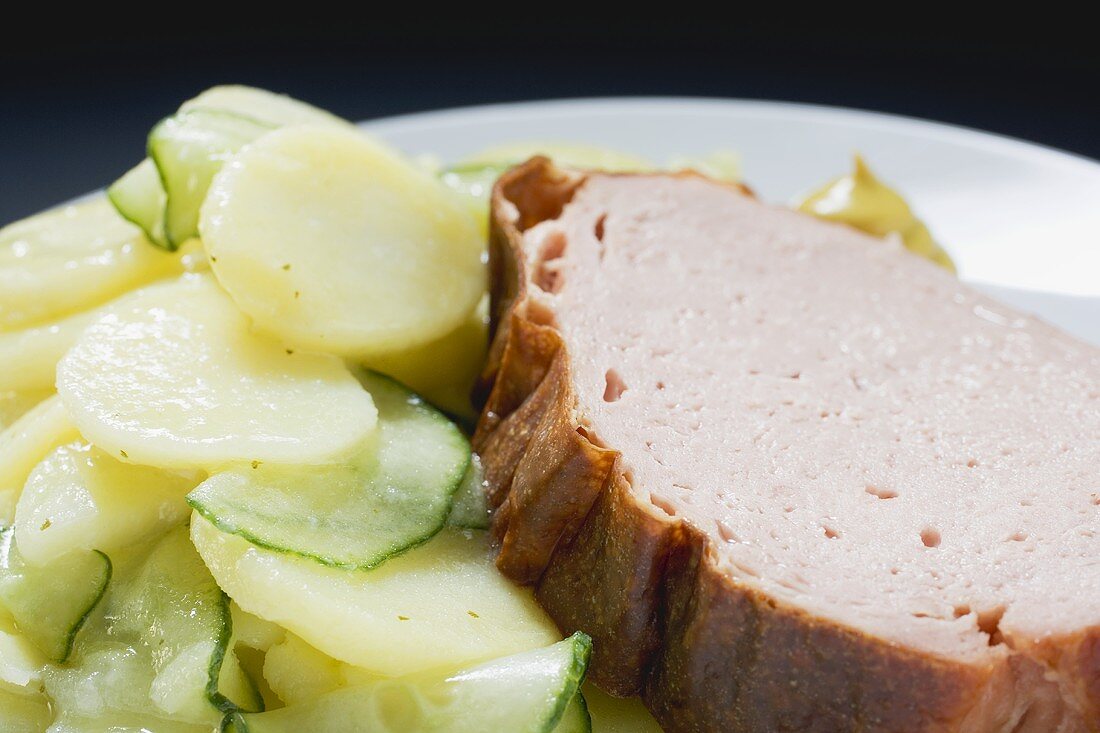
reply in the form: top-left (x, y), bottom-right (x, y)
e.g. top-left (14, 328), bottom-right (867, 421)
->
top-left (519, 174), bottom-right (1100, 663)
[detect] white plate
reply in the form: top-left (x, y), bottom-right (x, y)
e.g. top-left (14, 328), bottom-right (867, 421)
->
top-left (362, 98), bottom-right (1100, 345)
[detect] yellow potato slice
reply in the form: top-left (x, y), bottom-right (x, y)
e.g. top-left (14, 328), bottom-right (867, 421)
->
top-left (0, 390), bottom-right (52, 434)
top-left (0, 196), bottom-right (180, 331)
top-left (0, 309), bottom-right (100, 393)
top-left (181, 85), bottom-right (350, 128)
top-left (0, 397), bottom-right (80, 524)
top-left (56, 275), bottom-right (378, 471)
top-left (13, 440), bottom-right (197, 566)
top-left (191, 516), bottom-right (560, 678)
top-left (364, 295), bottom-right (488, 420)
top-left (200, 125), bottom-right (485, 356)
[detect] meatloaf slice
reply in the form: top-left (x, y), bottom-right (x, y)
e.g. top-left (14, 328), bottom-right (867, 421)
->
top-left (473, 158), bottom-right (1100, 733)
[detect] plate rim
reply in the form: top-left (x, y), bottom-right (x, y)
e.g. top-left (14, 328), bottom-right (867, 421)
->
top-left (359, 95), bottom-right (1100, 177)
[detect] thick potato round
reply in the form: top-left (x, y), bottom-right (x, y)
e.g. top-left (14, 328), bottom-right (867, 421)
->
top-left (200, 125), bottom-right (485, 356)
top-left (0, 196), bottom-right (179, 331)
top-left (56, 275), bottom-right (378, 471)
top-left (191, 517), bottom-right (559, 678)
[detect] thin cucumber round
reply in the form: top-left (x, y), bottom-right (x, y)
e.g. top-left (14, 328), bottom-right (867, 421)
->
top-left (232, 632), bottom-right (592, 733)
top-left (45, 527), bottom-right (260, 728)
top-left (107, 158), bottom-right (169, 248)
top-left (107, 527), bottom-right (261, 718)
top-left (188, 371), bottom-right (470, 570)
top-left (447, 453), bottom-right (490, 530)
top-left (0, 525), bottom-right (110, 663)
top-left (109, 85), bottom-right (347, 252)
top-left (148, 110), bottom-right (275, 248)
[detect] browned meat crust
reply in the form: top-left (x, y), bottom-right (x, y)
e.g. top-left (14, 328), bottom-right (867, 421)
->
top-left (472, 157), bottom-right (1099, 733)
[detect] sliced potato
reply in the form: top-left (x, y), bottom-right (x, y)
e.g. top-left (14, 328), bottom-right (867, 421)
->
top-left (0, 390), bottom-right (51, 433)
top-left (0, 684), bottom-right (50, 733)
top-left (201, 125), bottom-right (485, 356)
top-left (0, 618), bottom-right (47, 689)
top-left (181, 85), bottom-right (350, 127)
top-left (365, 295), bottom-right (488, 420)
top-left (13, 441), bottom-right (196, 566)
top-left (0, 396), bottom-right (80, 524)
top-left (231, 602), bottom-right (285, 652)
top-left (0, 307), bottom-right (99, 393)
top-left (0, 195), bottom-right (180, 331)
top-left (583, 683), bottom-right (663, 732)
top-left (191, 516), bottom-right (560, 677)
top-left (56, 275), bottom-right (378, 470)
top-left (262, 633), bottom-right (348, 705)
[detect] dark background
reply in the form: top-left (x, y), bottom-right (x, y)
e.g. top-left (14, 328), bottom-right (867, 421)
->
top-left (2, 12), bottom-right (1097, 223)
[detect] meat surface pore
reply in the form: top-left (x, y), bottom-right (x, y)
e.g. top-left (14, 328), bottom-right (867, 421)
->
top-left (474, 159), bottom-right (1100, 733)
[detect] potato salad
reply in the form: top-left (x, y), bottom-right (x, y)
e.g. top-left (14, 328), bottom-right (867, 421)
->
top-left (0, 86), bottom-right (668, 733)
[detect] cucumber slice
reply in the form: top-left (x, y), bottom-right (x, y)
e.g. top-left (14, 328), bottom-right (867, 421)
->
top-left (43, 528), bottom-right (258, 730)
top-left (109, 86), bottom-right (347, 252)
top-left (0, 526), bottom-right (110, 662)
top-left (439, 162), bottom-right (505, 203)
top-left (199, 125), bottom-right (485, 357)
top-left (149, 110), bottom-right (275, 248)
top-left (13, 440), bottom-right (196, 566)
top-left (0, 685), bottom-right (51, 733)
top-left (107, 527), bottom-right (257, 720)
top-left (108, 159), bottom-right (169, 248)
top-left (189, 372), bottom-right (469, 569)
top-left (56, 275), bottom-right (379, 471)
top-left (233, 633), bottom-right (590, 733)
top-left (191, 518), bottom-right (560, 677)
top-left (447, 454), bottom-right (490, 530)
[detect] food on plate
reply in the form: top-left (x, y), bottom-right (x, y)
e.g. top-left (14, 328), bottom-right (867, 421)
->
top-left (797, 153), bottom-right (956, 271)
top-left (4, 83), bottom-right (1061, 732)
top-left (42, 526), bottom-right (262, 730)
top-left (441, 141), bottom-right (742, 212)
top-left (475, 158), bottom-right (1100, 732)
